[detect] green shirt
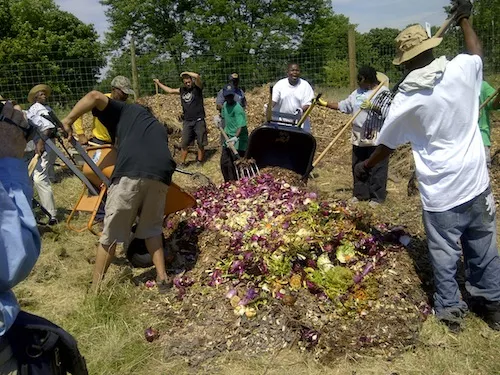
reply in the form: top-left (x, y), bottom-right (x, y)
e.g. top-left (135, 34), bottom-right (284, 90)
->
top-left (479, 81), bottom-right (497, 147)
top-left (222, 102), bottom-right (248, 151)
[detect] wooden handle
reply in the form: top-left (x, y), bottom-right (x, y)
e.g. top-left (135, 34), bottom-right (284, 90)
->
top-left (480, 88), bottom-right (500, 112)
top-left (434, 16), bottom-right (455, 38)
top-left (312, 80), bottom-right (388, 168)
top-left (28, 153), bottom-right (40, 177)
top-left (155, 82), bottom-right (159, 95)
top-left (297, 93), bottom-right (322, 128)
top-left (220, 127), bottom-right (240, 157)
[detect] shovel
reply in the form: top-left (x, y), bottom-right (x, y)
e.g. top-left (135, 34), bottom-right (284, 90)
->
top-left (220, 127), bottom-right (260, 179)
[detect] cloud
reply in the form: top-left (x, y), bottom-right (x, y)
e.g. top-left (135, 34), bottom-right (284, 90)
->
top-left (54, 0), bottom-right (108, 40)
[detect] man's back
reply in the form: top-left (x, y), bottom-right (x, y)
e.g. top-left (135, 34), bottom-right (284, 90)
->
top-left (379, 54), bottom-right (488, 211)
top-left (94, 101), bottom-right (176, 185)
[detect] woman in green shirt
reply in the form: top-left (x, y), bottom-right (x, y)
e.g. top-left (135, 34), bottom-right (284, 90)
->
top-left (479, 81), bottom-right (500, 168)
top-left (220, 84), bottom-right (249, 182)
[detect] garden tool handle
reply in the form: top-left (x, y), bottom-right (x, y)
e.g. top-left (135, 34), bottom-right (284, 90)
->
top-left (28, 153), bottom-right (40, 177)
top-left (297, 93), bottom-right (322, 128)
top-left (434, 10), bottom-right (458, 39)
top-left (155, 82), bottom-right (159, 95)
top-left (220, 126), bottom-right (240, 157)
top-left (479, 88), bottom-right (500, 112)
top-left (312, 80), bottom-right (387, 168)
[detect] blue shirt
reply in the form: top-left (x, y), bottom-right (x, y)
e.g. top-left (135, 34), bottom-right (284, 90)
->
top-left (0, 157), bottom-right (41, 336)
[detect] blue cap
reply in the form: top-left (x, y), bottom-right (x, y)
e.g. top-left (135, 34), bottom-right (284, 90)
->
top-left (223, 84), bottom-right (236, 97)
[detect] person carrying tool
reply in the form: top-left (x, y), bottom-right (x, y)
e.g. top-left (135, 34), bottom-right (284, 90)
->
top-left (216, 73), bottom-right (247, 111)
top-left (317, 66), bottom-right (390, 207)
top-left (270, 62), bottom-right (315, 132)
top-left (354, 0), bottom-right (500, 332)
top-left (61, 91), bottom-right (177, 294)
top-left (154, 72), bottom-right (207, 166)
top-left (25, 84), bottom-right (58, 225)
top-left (219, 84), bottom-right (249, 182)
top-left (73, 76), bottom-right (135, 145)
top-left (478, 81), bottom-right (500, 168)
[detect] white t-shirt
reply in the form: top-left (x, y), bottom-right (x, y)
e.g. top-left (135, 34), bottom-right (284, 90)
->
top-left (272, 77), bottom-right (314, 115)
top-left (377, 54), bottom-right (488, 212)
top-left (26, 103), bottom-right (55, 133)
top-left (338, 86), bottom-right (389, 146)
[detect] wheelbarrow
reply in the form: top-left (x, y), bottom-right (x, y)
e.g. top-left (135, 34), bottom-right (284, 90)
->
top-left (246, 88), bottom-right (320, 177)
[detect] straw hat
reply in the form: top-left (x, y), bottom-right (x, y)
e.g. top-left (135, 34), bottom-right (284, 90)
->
top-left (376, 72), bottom-right (389, 87)
top-left (28, 84), bottom-right (52, 103)
top-left (392, 25), bottom-right (442, 66)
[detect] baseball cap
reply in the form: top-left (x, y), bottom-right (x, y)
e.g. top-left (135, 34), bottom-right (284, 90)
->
top-left (111, 76), bottom-right (135, 95)
top-left (228, 73), bottom-right (239, 81)
top-left (223, 84), bottom-right (236, 97)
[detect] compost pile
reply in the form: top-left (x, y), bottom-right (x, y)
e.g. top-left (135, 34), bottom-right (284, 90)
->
top-left (145, 172), bottom-right (430, 369)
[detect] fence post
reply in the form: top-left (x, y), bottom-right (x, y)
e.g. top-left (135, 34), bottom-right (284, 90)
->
top-left (348, 26), bottom-right (357, 91)
top-left (130, 35), bottom-right (139, 100)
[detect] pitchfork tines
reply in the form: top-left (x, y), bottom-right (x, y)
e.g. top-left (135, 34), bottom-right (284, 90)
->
top-left (235, 157), bottom-right (260, 179)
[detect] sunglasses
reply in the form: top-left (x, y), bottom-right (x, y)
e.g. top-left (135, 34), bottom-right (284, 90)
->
top-left (0, 101), bottom-right (36, 140)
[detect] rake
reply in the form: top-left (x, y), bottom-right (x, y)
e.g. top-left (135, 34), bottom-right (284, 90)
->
top-left (220, 126), bottom-right (260, 179)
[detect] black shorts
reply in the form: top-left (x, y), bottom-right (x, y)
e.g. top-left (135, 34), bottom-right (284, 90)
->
top-left (181, 119), bottom-right (207, 149)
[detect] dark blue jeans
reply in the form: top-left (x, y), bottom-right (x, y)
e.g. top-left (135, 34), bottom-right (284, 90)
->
top-left (423, 187), bottom-right (500, 320)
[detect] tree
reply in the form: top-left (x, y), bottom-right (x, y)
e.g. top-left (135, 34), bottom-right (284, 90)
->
top-left (0, 0), bottom-right (104, 104)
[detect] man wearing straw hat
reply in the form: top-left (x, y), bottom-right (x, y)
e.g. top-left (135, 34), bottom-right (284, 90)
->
top-left (354, 0), bottom-right (500, 332)
top-left (25, 84), bottom-right (58, 225)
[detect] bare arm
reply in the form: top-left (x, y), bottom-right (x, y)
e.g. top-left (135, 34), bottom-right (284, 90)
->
top-left (365, 145), bottom-right (394, 168)
top-left (154, 79), bottom-right (180, 94)
top-left (62, 91), bottom-right (109, 139)
top-left (460, 18), bottom-right (483, 59)
top-left (184, 72), bottom-right (203, 88)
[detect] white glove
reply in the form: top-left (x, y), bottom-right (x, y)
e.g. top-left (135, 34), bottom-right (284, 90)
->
top-left (213, 115), bottom-right (222, 128)
top-left (226, 136), bottom-right (238, 144)
top-left (263, 103), bottom-right (268, 116)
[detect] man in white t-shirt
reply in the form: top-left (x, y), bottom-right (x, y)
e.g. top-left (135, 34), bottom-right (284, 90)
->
top-left (354, 0), bottom-right (500, 332)
top-left (271, 63), bottom-right (314, 132)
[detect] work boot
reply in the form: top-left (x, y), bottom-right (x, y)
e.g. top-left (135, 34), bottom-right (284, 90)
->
top-left (157, 275), bottom-right (173, 294)
top-left (483, 301), bottom-right (500, 331)
top-left (438, 310), bottom-right (464, 333)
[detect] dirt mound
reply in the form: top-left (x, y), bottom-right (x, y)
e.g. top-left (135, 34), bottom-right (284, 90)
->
top-left (138, 174), bottom-right (429, 370)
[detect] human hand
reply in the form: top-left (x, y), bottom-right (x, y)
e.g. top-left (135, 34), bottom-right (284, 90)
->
top-left (153, 78), bottom-right (160, 85)
top-left (61, 117), bottom-right (74, 141)
top-left (226, 136), bottom-right (238, 145)
top-left (317, 98), bottom-right (328, 107)
top-left (353, 161), bottom-right (371, 181)
top-left (0, 101), bottom-right (28, 159)
top-left (77, 134), bottom-right (89, 145)
top-left (450, 0), bottom-right (472, 22)
top-left (360, 99), bottom-right (374, 110)
top-left (35, 139), bottom-right (45, 156)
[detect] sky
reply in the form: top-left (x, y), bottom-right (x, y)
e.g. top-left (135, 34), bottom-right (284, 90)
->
top-left (54, 0), bottom-right (451, 39)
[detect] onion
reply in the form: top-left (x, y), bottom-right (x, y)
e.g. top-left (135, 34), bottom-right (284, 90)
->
top-left (145, 327), bottom-right (159, 342)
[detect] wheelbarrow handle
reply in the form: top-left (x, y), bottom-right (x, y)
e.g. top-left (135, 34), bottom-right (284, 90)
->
top-left (266, 84), bottom-right (274, 123)
top-left (297, 93), bottom-right (322, 129)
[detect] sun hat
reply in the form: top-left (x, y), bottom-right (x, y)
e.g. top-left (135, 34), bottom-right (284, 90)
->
top-left (28, 84), bottom-right (52, 103)
top-left (393, 24), bottom-right (443, 66)
top-left (111, 76), bottom-right (135, 95)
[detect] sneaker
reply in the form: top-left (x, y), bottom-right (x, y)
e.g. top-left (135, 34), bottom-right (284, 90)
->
top-left (48, 217), bottom-right (58, 226)
top-left (348, 197), bottom-right (359, 204)
top-left (483, 301), bottom-right (500, 331)
top-left (369, 200), bottom-right (381, 208)
top-left (157, 276), bottom-right (174, 294)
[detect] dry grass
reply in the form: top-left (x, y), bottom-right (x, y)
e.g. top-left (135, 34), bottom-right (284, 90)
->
top-left (14, 100), bottom-right (500, 374)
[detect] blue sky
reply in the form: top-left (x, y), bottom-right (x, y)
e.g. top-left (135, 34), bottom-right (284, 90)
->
top-left (54, 0), bottom-right (450, 38)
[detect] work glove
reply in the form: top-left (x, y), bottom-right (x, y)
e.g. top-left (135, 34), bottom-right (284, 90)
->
top-left (317, 98), bottom-right (328, 107)
top-left (263, 103), bottom-right (268, 116)
top-left (360, 99), bottom-right (374, 110)
top-left (226, 136), bottom-right (238, 145)
top-left (450, 0), bottom-right (472, 22)
top-left (353, 161), bottom-right (371, 182)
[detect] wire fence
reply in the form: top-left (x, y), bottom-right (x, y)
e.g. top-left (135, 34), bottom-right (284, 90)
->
top-left (1, 27), bottom-right (498, 107)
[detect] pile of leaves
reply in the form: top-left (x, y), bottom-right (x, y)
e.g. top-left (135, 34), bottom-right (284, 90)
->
top-left (152, 172), bottom-right (430, 367)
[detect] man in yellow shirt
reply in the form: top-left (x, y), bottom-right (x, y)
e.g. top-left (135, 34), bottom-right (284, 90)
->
top-left (73, 76), bottom-right (135, 144)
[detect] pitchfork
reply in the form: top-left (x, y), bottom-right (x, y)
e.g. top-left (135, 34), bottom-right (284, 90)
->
top-left (219, 125), bottom-right (260, 179)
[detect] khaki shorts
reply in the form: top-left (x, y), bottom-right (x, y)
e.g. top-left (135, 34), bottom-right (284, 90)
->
top-left (100, 176), bottom-right (168, 247)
